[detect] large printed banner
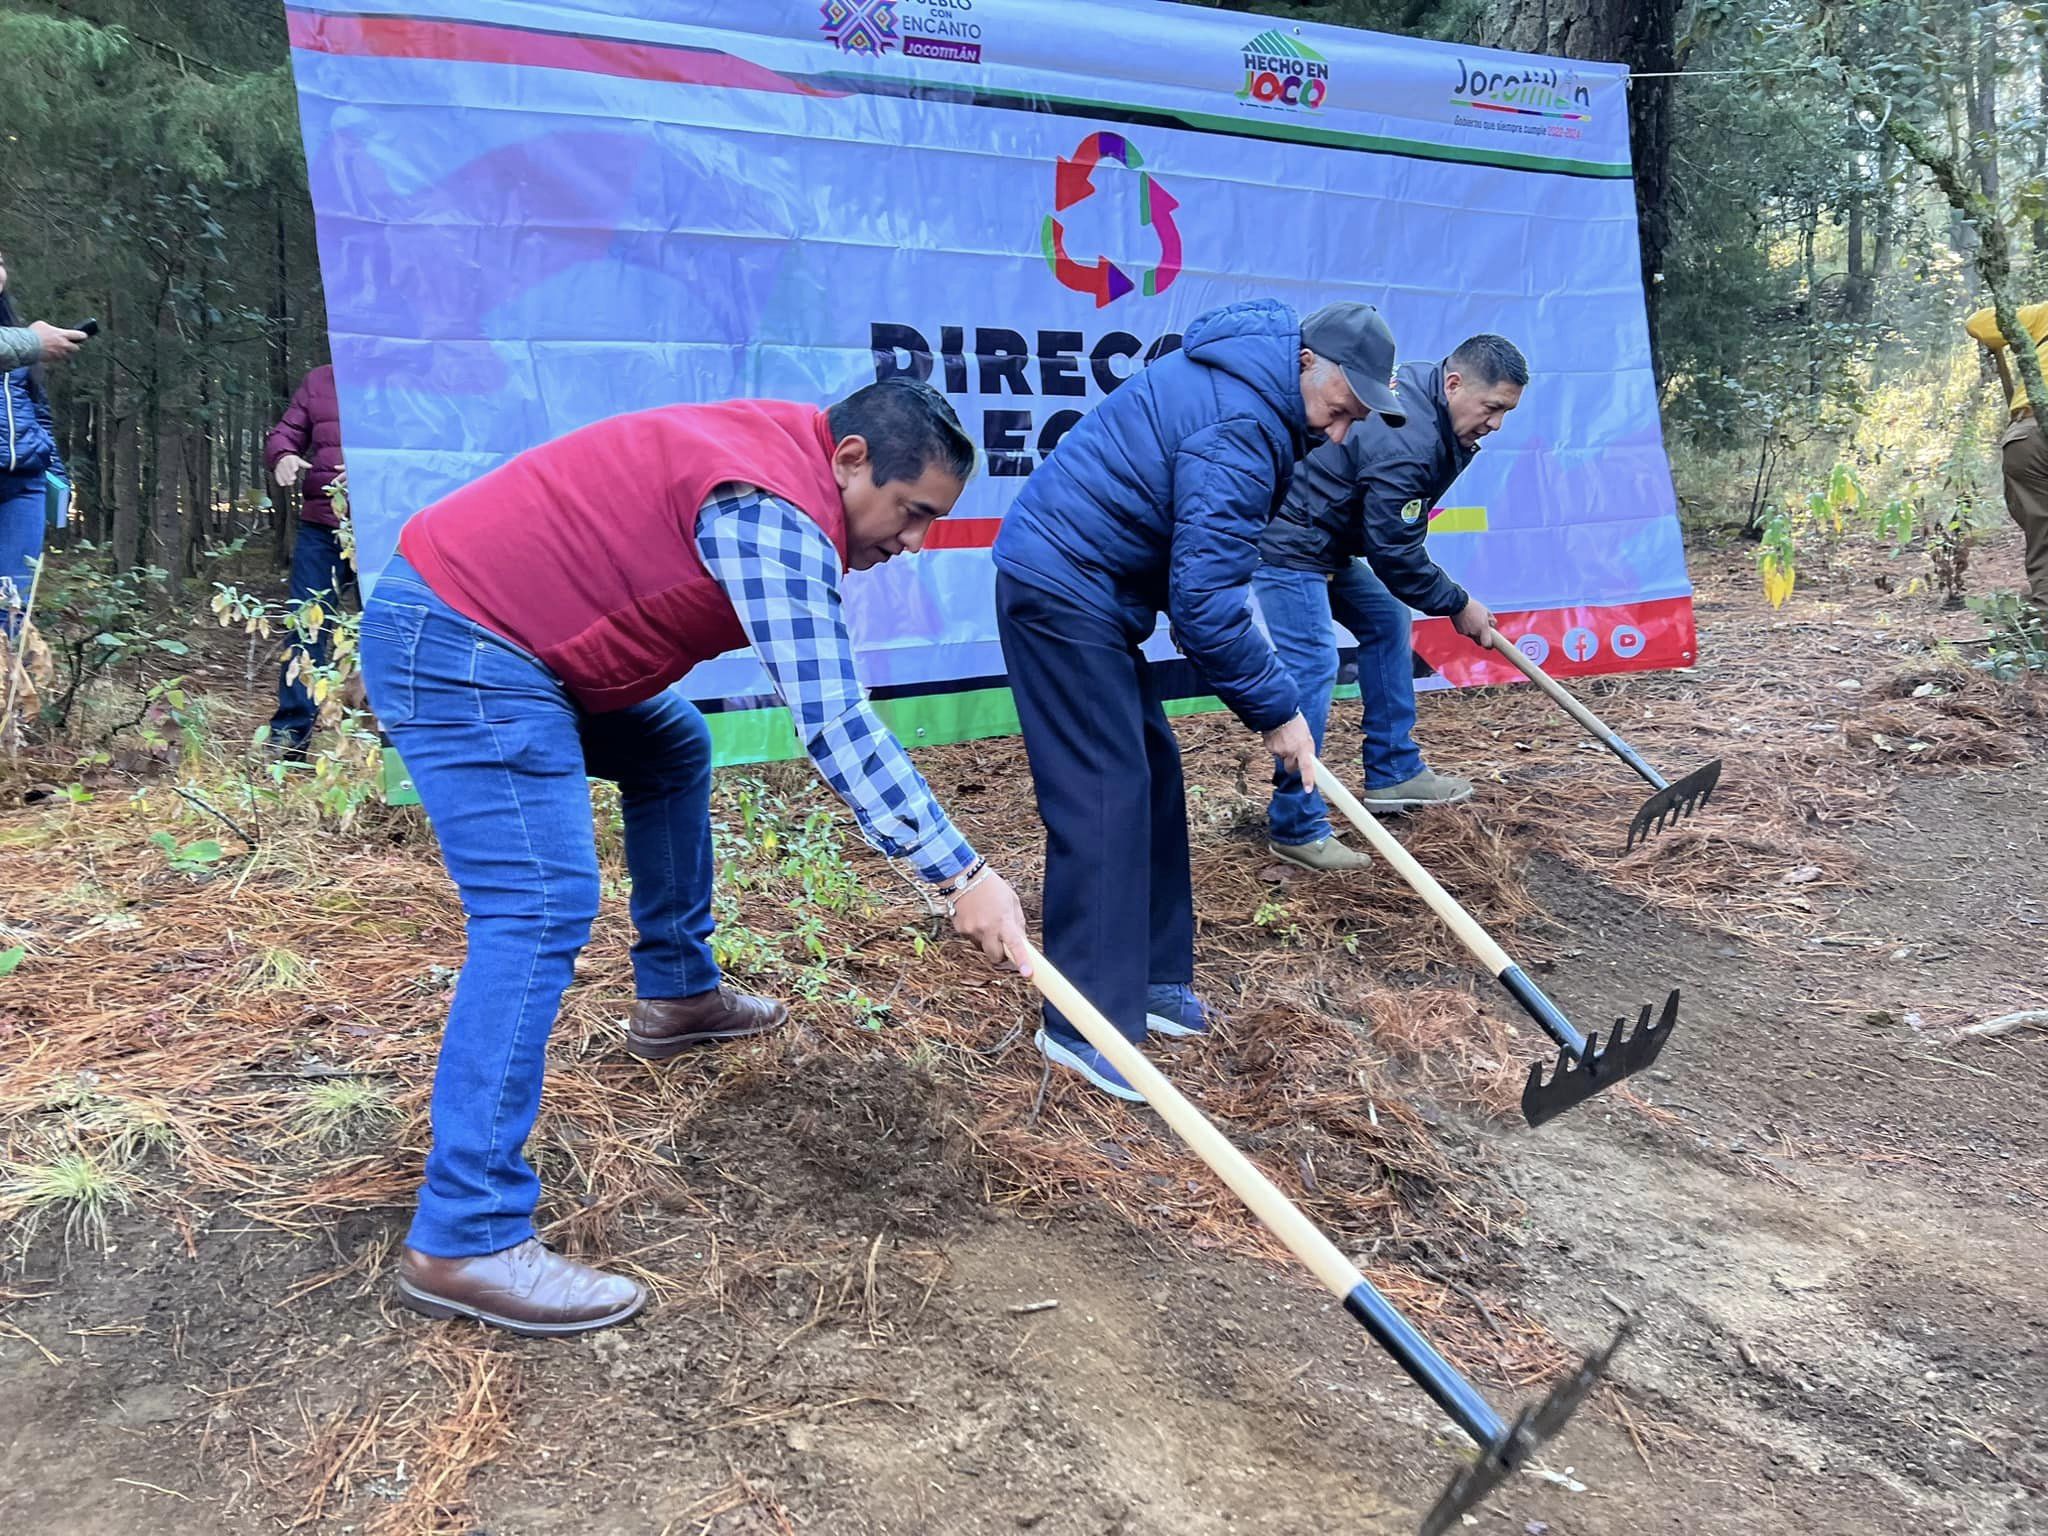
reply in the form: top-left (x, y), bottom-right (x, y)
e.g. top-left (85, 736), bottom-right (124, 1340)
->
top-left (284, 0), bottom-right (1695, 759)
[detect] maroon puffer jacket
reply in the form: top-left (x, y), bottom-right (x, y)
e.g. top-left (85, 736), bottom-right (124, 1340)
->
top-left (264, 365), bottom-right (346, 527)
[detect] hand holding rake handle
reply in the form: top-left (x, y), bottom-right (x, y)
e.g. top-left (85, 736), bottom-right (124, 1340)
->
top-left (1310, 758), bottom-right (1678, 1127)
top-left (1025, 944), bottom-right (1633, 1535)
top-left (1482, 629), bottom-right (1722, 851)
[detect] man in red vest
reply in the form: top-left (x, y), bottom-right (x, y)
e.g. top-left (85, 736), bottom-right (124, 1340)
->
top-left (360, 379), bottom-right (1028, 1337)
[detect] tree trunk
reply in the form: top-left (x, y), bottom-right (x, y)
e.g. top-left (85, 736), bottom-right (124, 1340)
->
top-left (1944, 88), bottom-right (1981, 290)
top-left (272, 199), bottom-right (294, 573)
top-left (187, 263), bottom-right (213, 561)
top-left (1872, 137), bottom-right (1897, 295)
top-left (226, 387), bottom-right (242, 532)
top-left (111, 411), bottom-right (138, 573)
top-left (1846, 189), bottom-right (1872, 320)
top-left (66, 396), bottom-right (97, 550)
top-left (1969, 7), bottom-right (1999, 206)
top-left (1803, 199), bottom-right (1822, 411)
top-left (185, 428), bottom-right (208, 577)
top-left (156, 424), bottom-right (182, 593)
top-left (1493, 0), bottom-right (1677, 379)
top-left (2036, 22), bottom-right (2047, 258)
top-left (138, 387), bottom-right (162, 575)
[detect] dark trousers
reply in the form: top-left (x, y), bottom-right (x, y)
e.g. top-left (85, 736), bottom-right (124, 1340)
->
top-left (995, 572), bottom-right (1194, 1048)
top-left (269, 521), bottom-right (358, 745)
top-left (1999, 413), bottom-right (2048, 610)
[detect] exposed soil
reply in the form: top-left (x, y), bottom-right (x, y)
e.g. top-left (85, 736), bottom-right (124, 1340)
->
top-left (4, 531), bottom-right (2047, 1535)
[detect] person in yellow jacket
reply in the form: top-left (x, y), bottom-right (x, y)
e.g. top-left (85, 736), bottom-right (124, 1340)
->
top-left (1965, 303), bottom-right (2048, 611)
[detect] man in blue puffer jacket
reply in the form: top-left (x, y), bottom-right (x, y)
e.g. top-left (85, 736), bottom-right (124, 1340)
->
top-left (992, 298), bottom-right (1405, 1099)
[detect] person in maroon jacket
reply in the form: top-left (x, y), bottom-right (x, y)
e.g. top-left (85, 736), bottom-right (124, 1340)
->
top-left (360, 379), bottom-right (1030, 1337)
top-left (263, 363), bottom-right (350, 752)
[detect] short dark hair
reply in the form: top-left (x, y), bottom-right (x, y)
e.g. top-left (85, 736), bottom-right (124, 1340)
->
top-left (1447, 334), bottom-right (1529, 389)
top-left (827, 378), bottom-right (977, 487)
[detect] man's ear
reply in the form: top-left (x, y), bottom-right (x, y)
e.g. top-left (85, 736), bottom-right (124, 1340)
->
top-left (1299, 347), bottom-right (1316, 376)
top-left (831, 433), bottom-right (870, 490)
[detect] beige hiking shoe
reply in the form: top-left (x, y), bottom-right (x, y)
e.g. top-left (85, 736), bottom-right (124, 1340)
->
top-left (1361, 769), bottom-right (1475, 812)
top-left (1268, 836), bottom-right (1373, 873)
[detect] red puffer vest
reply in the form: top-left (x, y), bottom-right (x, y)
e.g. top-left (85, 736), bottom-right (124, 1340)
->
top-left (398, 399), bottom-right (848, 712)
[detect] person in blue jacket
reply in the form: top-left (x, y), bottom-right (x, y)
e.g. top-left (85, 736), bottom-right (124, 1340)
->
top-left (0, 247), bottom-right (73, 637)
top-left (992, 298), bottom-right (1404, 1100)
top-left (1255, 336), bottom-right (1527, 870)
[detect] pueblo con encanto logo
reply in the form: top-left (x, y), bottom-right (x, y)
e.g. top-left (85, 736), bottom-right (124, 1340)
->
top-left (819, 0), bottom-right (983, 64)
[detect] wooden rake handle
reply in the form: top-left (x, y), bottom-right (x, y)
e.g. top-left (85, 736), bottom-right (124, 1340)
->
top-left (1025, 943), bottom-right (1362, 1299)
top-left (1484, 629), bottom-right (1622, 749)
top-left (1310, 762), bottom-right (1517, 979)
top-left (1022, 943), bottom-right (1513, 1451)
top-left (1481, 631), bottom-right (1667, 791)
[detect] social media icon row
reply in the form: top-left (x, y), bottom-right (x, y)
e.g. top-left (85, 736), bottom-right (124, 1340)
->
top-left (1512, 624), bottom-right (1646, 666)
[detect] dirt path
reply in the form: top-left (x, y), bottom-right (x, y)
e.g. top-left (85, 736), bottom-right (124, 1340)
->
top-left (4, 535), bottom-right (2046, 1535)
top-left (1498, 772), bottom-right (2048, 1536)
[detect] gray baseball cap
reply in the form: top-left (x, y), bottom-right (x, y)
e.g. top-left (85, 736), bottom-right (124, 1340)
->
top-left (1301, 302), bottom-right (1406, 427)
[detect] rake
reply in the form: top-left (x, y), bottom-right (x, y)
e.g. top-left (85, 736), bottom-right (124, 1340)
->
top-left (1026, 944), bottom-right (1634, 1535)
top-left (1483, 630), bottom-right (1721, 851)
top-left (1313, 757), bottom-right (1678, 1126)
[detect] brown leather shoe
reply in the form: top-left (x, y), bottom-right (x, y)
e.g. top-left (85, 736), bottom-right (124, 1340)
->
top-left (624, 987), bottom-right (789, 1060)
top-left (396, 1240), bottom-right (646, 1337)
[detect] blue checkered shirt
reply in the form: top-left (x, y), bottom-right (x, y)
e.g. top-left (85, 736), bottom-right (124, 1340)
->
top-left (696, 485), bottom-right (978, 885)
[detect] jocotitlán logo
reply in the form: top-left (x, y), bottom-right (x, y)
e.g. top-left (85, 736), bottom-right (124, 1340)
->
top-left (1040, 132), bottom-right (1182, 309)
top-left (819, 0), bottom-right (984, 63)
top-left (1238, 29), bottom-right (1329, 111)
top-left (1450, 58), bottom-right (1592, 121)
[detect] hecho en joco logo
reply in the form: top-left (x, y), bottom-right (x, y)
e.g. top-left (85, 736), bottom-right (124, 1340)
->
top-left (1238, 29), bottom-right (1329, 112)
top-left (1040, 132), bottom-right (1182, 309)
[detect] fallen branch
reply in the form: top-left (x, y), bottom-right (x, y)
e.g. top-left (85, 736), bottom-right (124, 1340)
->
top-left (1939, 1010), bottom-right (2048, 1047)
top-left (173, 786), bottom-right (261, 849)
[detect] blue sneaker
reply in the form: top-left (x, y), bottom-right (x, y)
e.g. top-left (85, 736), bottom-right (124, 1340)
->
top-left (1034, 1028), bottom-right (1146, 1103)
top-left (1144, 984), bottom-right (1211, 1039)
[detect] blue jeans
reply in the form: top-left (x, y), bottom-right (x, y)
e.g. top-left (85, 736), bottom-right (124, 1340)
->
top-left (0, 473), bottom-right (46, 638)
top-left (268, 522), bottom-right (357, 745)
top-left (359, 556), bottom-right (722, 1257)
top-left (1255, 561), bottom-right (1428, 847)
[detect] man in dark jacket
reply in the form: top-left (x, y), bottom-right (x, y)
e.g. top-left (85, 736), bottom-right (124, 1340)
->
top-left (263, 363), bottom-right (350, 752)
top-left (1255, 335), bottom-right (1527, 870)
top-left (993, 299), bottom-right (1403, 1099)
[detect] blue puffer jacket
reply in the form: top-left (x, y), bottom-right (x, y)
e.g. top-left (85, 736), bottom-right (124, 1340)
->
top-left (992, 299), bottom-right (1306, 732)
top-left (2, 364), bottom-right (65, 485)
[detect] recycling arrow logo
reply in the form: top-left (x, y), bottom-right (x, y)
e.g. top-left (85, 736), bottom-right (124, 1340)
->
top-left (1039, 131), bottom-right (1183, 308)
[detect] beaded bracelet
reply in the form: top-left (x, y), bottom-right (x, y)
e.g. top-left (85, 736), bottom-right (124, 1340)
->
top-left (885, 852), bottom-right (988, 915)
top-left (938, 861), bottom-right (995, 917)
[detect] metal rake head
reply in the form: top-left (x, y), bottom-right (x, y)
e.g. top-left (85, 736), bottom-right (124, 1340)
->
top-left (1625, 759), bottom-right (1722, 851)
top-left (1520, 990), bottom-right (1680, 1128)
top-left (1419, 1317), bottom-right (1636, 1536)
